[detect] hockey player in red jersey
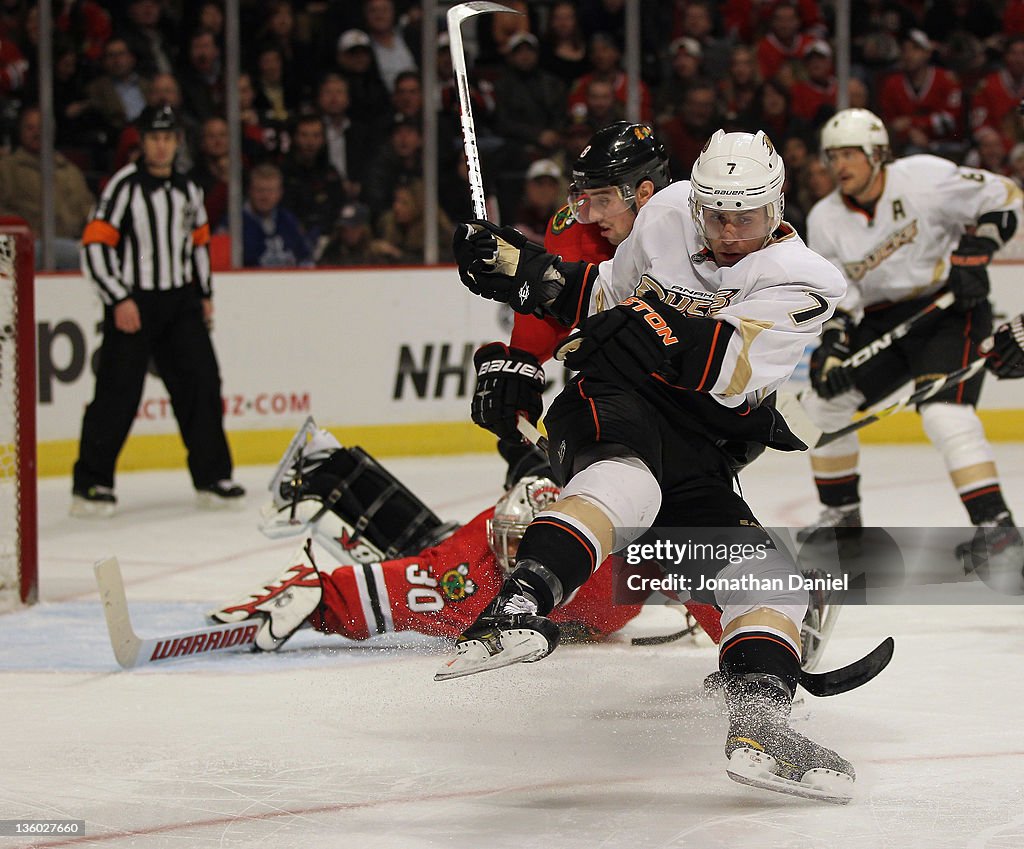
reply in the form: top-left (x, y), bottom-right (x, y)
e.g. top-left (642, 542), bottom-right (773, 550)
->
top-left (478, 123), bottom-right (672, 486)
top-left (210, 421), bottom-right (724, 650)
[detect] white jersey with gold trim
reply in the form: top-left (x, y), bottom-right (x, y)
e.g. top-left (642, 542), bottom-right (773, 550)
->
top-left (587, 180), bottom-right (847, 409)
top-left (806, 154), bottom-right (1023, 317)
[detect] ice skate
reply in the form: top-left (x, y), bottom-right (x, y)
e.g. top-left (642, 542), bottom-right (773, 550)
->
top-left (799, 569), bottom-right (843, 671)
top-left (209, 543), bottom-right (323, 650)
top-left (715, 672), bottom-right (855, 804)
top-left (957, 514), bottom-right (1024, 595)
top-left (196, 479), bottom-right (247, 510)
top-left (434, 576), bottom-right (560, 681)
top-left (796, 505), bottom-right (862, 544)
top-left (70, 485), bottom-right (117, 518)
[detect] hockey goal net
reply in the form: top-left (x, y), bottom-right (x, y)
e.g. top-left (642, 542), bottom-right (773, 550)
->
top-left (0, 219), bottom-right (36, 609)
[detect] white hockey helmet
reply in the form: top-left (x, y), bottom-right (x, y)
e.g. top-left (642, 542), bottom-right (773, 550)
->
top-left (689, 129), bottom-right (785, 247)
top-left (820, 107), bottom-right (891, 167)
top-left (487, 476), bottom-right (561, 574)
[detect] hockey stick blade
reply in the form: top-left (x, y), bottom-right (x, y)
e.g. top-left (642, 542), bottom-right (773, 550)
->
top-left (798, 636), bottom-right (894, 697)
top-left (94, 557), bottom-right (259, 669)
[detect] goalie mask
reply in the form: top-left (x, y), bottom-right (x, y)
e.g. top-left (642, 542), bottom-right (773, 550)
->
top-left (568, 121), bottom-right (671, 224)
top-left (689, 129), bottom-right (785, 249)
top-left (487, 476), bottom-right (562, 574)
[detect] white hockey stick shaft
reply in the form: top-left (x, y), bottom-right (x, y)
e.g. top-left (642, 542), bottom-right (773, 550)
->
top-left (94, 557), bottom-right (258, 669)
top-left (447, 2), bottom-right (520, 220)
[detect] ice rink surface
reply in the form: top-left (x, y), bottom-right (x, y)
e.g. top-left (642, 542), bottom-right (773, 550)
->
top-left (3, 443), bottom-right (1024, 849)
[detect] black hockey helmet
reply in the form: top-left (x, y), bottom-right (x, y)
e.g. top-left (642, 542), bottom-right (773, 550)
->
top-left (136, 104), bottom-right (179, 135)
top-left (571, 121), bottom-right (671, 193)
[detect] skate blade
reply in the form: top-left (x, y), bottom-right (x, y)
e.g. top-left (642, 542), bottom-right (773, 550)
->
top-left (434, 630), bottom-right (551, 681)
top-left (69, 497), bottom-right (115, 519)
top-left (726, 748), bottom-right (853, 805)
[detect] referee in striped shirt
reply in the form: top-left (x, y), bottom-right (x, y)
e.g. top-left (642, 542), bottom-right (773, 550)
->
top-left (72, 105), bottom-right (244, 517)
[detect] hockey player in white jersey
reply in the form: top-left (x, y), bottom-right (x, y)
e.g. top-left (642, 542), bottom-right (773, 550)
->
top-left (799, 108), bottom-right (1023, 571)
top-left (448, 130), bottom-right (859, 804)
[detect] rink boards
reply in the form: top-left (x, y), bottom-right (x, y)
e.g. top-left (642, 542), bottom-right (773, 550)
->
top-left (34, 264), bottom-right (1024, 476)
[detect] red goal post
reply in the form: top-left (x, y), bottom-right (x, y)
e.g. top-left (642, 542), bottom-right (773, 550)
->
top-left (0, 218), bottom-right (37, 607)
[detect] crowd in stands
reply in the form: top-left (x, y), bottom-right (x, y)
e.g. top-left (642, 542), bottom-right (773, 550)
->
top-left (3, 0), bottom-right (1024, 269)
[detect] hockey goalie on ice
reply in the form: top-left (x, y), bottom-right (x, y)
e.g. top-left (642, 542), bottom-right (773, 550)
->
top-left (209, 418), bottom-right (725, 654)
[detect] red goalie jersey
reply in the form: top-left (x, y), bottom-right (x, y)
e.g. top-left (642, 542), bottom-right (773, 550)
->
top-left (308, 508), bottom-right (723, 644)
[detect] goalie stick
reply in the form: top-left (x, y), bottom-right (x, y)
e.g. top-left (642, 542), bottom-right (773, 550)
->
top-left (513, 418), bottom-right (895, 696)
top-left (95, 557), bottom-right (258, 668)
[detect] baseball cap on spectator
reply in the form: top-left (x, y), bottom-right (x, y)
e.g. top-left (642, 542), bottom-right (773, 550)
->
top-left (905, 29), bottom-right (934, 51)
top-left (802, 39), bottom-right (832, 60)
top-left (338, 29), bottom-right (372, 52)
top-left (338, 202), bottom-right (370, 228)
top-left (669, 37), bottom-right (702, 60)
top-left (526, 159), bottom-right (562, 181)
top-left (506, 32), bottom-right (539, 53)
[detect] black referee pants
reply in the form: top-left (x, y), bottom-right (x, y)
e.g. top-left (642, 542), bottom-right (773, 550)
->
top-left (73, 287), bottom-right (233, 492)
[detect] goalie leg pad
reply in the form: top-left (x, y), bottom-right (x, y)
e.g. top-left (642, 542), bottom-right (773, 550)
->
top-left (208, 542), bottom-right (324, 651)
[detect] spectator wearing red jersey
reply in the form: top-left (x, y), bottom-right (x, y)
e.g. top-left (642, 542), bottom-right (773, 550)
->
top-left (55, 0), bottom-right (112, 66)
top-left (970, 36), bottom-right (1024, 141)
top-left (790, 40), bottom-right (837, 127)
top-left (724, 0), bottom-right (824, 44)
top-left (566, 31), bottom-right (652, 125)
top-left (0, 30), bottom-right (27, 95)
top-left (755, 1), bottom-right (816, 86)
top-left (879, 29), bottom-right (963, 155)
top-left (662, 79), bottom-right (722, 177)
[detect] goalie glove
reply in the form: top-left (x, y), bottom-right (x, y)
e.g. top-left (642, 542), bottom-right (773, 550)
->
top-left (556, 292), bottom-right (694, 388)
top-left (471, 343), bottom-right (546, 441)
top-left (982, 313), bottom-right (1024, 379)
top-left (949, 234), bottom-right (997, 312)
top-left (453, 220), bottom-right (562, 315)
top-left (809, 312), bottom-right (854, 399)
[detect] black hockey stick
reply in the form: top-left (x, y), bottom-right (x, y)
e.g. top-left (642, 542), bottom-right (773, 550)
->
top-left (839, 290), bottom-right (954, 371)
top-left (631, 615), bottom-right (700, 646)
top-left (799, 636), bottom-right (894, 697)
top-left (781, 357), bottom-right (987, 449)
top-left (790, 291), bottom-right (955, 408)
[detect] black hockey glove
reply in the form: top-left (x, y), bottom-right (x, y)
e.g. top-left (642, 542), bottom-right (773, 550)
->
top-left (809, 312), bottom-right (855, 399)
top-left (556, 292), bottom-right (684, 387)
top-left (948, 234), bottom-right (997, 312)
top-left (983, 314), bottom-right (1024, 379)
top-left (471, 342), bottom-right (546, 441)
top-left (452, 220), bottom-right (561, 315)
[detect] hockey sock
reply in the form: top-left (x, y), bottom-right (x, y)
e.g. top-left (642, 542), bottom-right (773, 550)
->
top-left (719, 626), bottom-right (802, 696)
top-left (814, 473), bottom-right (860, 508)
top-left (515, 512), bottom-right (601, 613)
top-left (959, 483), bottom-right (1011, 526)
